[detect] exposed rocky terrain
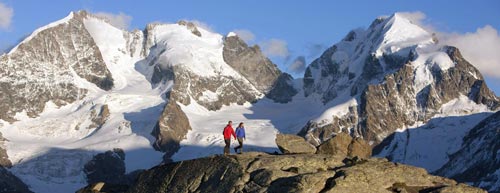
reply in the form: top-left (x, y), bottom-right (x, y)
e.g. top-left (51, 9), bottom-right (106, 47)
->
top-left (77, 134), bottom-right (485, 193)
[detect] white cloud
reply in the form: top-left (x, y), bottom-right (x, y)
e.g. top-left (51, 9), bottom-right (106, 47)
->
top-left (261, 39), bottom-right (289, 58)
top-left (189, 20), bottom-right (214, 32)
top-left (289, 56), bottom-right (306, 73)
top-left (398, 11), bottom-right (426, 26)
top-left (398, 11), bottom-right (500, 78)
top-left (94, 12), bottom-right (132, 30)
top-left (233, 29), bottom-right (255, 43)
top-left (0, 2), bottom-right (13, 30)
top-left (441, 25), bottom-right (500, 78)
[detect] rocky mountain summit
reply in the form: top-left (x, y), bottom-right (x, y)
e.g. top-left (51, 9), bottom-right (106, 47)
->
top-left (79, 134), bottom-right (484, 193)
top-left (300, 13), bottom-right (499, 146)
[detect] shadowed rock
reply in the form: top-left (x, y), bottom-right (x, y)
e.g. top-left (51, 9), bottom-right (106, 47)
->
top-left (0, 166), bottom-right (32, 193)
top-left (83, 148), bottom-right (126, 185)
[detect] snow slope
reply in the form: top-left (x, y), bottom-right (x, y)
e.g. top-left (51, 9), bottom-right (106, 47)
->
top-left (375, 95), bottom-right (492, 172)
top-left (172, 91), bottom-right (324, 161)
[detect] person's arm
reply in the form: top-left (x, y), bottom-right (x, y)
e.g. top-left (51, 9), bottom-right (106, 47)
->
top-left (243, 128), bottom-right (246, 139)
top-left (232, 128), bottom-right (236, 139)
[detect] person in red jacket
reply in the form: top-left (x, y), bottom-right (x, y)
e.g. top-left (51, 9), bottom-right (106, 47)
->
top-left (223, 121), bottom-right (236, 155)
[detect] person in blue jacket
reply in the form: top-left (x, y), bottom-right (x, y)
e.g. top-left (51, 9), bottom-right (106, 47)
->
top-left (234, 122), bottom-right (246, 154)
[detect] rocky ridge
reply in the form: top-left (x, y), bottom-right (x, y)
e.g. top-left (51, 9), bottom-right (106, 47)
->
top-left (78, 134), bottom-right (485, 193)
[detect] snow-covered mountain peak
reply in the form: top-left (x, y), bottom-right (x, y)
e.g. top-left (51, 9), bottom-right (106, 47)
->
top-left (374, 12), bottom-right (434, 57)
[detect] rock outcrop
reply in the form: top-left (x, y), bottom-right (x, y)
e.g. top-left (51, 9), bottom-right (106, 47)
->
top-left (151, 101), bottom-right (192, 161)
top-left (435, 111), bottom-right (500, 193)
top-left (275, 134), bottom-right (316, 154)
top-left (316, 132), bottom-right (372, 159)
top-left (223, 34), bottom-right (297, 103)
top-left (83, 148), bottom-right (127, 185)
top-left (124, 152), bottom-right (484, 193)
top-left (0, 166), bottom-right (32, 193)
top-left (0, 133), bottom-right (11, 168)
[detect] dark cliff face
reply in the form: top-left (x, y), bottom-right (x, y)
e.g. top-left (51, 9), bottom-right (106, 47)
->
top-left (0, 11), bottom-right (114, 122)
top-left (435, 111), bottom-right (500, 193)
top-left (223, 35), bottom-right (281, 93)
top-left (0, 166), bottom-right (32, 193)
top-left (223, 35), bottom-right (297, 103)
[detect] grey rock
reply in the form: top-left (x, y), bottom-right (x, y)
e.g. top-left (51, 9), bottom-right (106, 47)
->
top-left (0, 166), bottom-right (32, 193)
top-left (275, 134), bottom-right (316, 154)
top-left (125, 153), bottom-right (483, 193)
top-left (177, 20), bottom-right (202, 37)
top-left (0, 133), bottom-right (11, 168)
top-left (223, 35), bottom-right (297, 102)
top-left (88, 104), bottom-right (110, 130)
top-left (322, 158), bottom-right (484, 193)
top-left (265, 73), bottom-right (298, 103)
top-left (127, 155), bottom-right (244, 193)
top-left (316, 132), bottom-right (372, 159)
top-left (223, 35), bottom-right (281, 93)
top-left (83, 148), bottom-right (126, 185)
top-left (151, 100), bottom-right (192, 160)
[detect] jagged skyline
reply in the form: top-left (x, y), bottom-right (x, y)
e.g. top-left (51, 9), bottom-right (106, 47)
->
top-left (1, 0), bottom-right (499, 94)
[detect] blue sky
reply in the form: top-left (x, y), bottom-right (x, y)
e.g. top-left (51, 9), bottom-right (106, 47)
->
top-left (1, 0), bottom-right (499, 94)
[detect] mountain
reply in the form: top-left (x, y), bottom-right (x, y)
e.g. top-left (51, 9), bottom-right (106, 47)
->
top-left (0, 10), bottom-right (498, 192)
top-left (299, 13), bottom-right (498, 146)
top-left (435, 111), bottom-right (500, 193)
top-left (0, 10), bottom-right (294, 192)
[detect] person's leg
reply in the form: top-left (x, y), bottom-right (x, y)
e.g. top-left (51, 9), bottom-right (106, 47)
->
top-left (237, 138), bottom-right (243, 154)
top-left (224, 139), bottom-right (230, 155)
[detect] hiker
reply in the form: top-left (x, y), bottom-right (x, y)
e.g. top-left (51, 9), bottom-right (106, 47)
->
top-left (223, 121), bottom-right (236, 155)
top-left (234, 122), bottom-right (246, 154)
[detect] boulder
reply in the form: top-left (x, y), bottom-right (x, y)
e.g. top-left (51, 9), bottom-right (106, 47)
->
top-left (347, 137), bottom-right (372, 159)
top-left (275, 134), bottom-right (316, 154)
top-left (316, 133), bottom-right (372, 159)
